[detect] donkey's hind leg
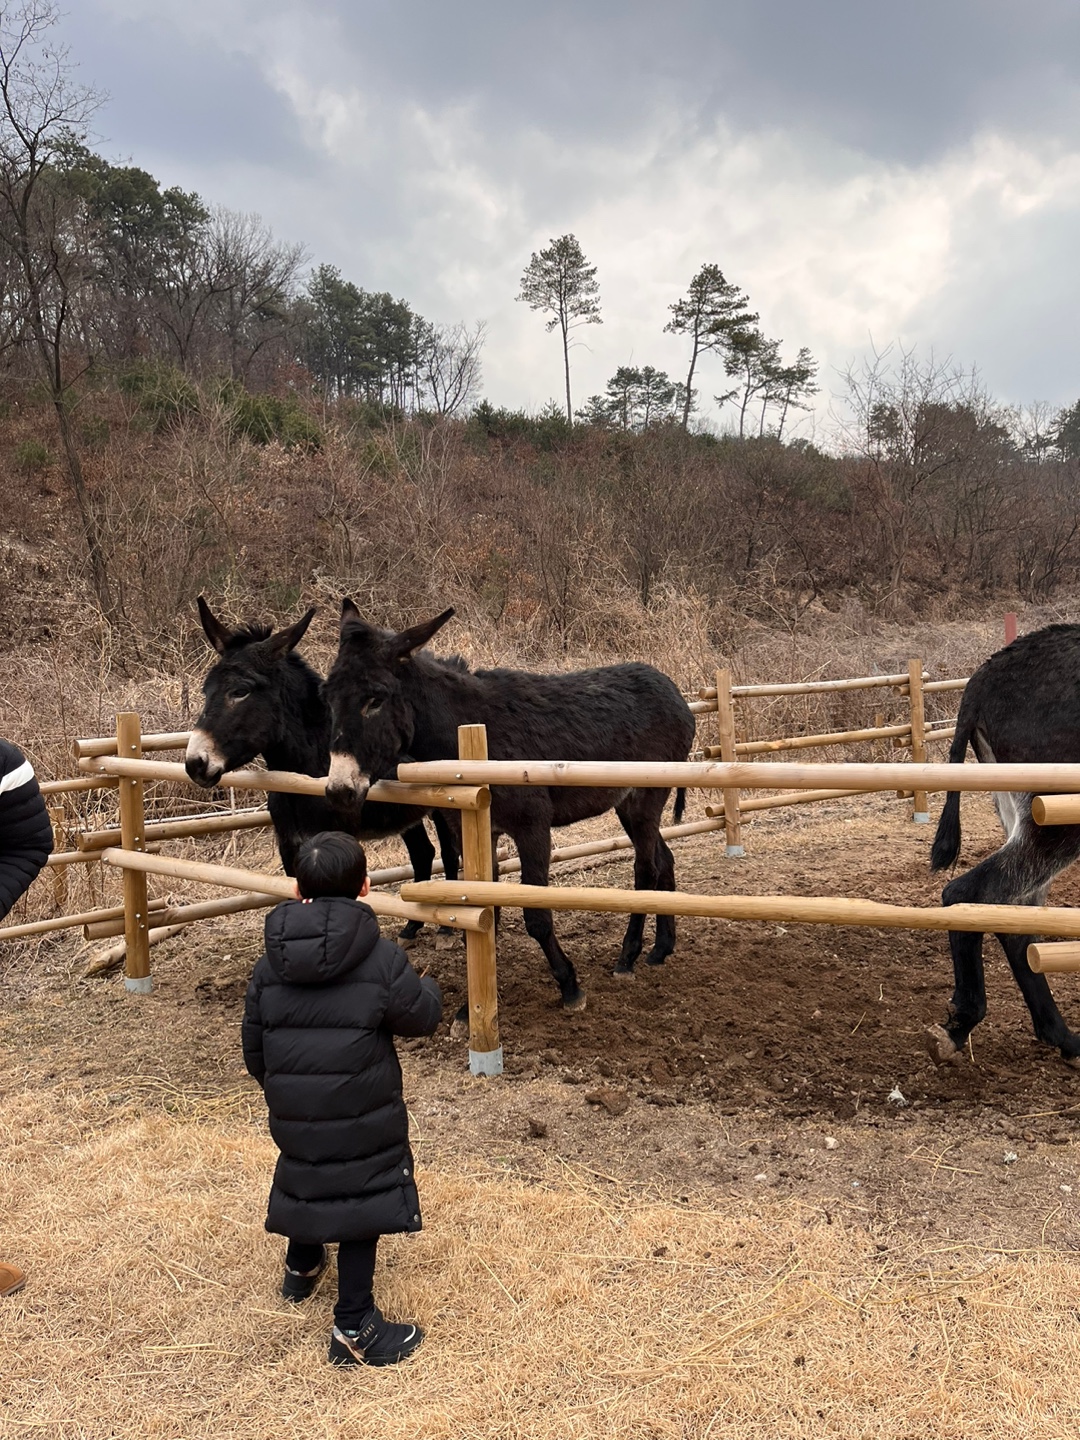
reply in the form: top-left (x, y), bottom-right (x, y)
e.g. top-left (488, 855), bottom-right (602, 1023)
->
top-left (613, 790), bottom-right (672, 974)
top-left (934, 814), bottom-right (1080, 1063)
top-left (995, 929), bottom-right (1080, 1062)
top-left (644, 832), bottom-right (678, 968)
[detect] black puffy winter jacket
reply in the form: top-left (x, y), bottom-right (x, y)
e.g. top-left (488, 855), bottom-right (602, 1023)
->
top-left (242, 896), bottom-right (443, 1244)
top-left (0, 739), bottom-right (53, 920)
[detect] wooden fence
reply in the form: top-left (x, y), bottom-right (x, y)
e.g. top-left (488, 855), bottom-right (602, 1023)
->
top-left (6, 658), bottom-right (967, 949)
top-left (0, 657), bottom-right (978, 1074)
top-left (11, 685), bottom-right (1080, 1073)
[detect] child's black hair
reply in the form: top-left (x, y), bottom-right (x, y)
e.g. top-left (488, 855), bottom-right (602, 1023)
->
top-left (294, 831), bottom-right (368, 899)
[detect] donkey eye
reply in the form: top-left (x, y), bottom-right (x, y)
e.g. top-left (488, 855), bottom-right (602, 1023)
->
top-left (228, 690), bottom-right (250, 704)
top-left (360, 698), bottom-right (383, 717)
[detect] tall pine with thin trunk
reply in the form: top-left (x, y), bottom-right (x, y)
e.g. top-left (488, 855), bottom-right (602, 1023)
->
top-left (518, 234), bottom-right (601, 423)
top-left (665, 264), bottom-right (757, 429)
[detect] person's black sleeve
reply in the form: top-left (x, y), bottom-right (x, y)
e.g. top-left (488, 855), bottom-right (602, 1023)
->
top-left (0, 740), bottom-right (53, 921)
top-left (241, 963), bottom-right (267, 1086)
top-left (382, 943), bottom-right (443, 1038)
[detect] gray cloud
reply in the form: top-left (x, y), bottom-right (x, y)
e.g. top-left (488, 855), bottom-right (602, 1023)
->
top-left (57, 2), bottom-right (1080, 420)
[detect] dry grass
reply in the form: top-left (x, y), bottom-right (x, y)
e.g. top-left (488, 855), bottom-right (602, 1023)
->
top-left (4, 1086), bottom-right (1080, 1439)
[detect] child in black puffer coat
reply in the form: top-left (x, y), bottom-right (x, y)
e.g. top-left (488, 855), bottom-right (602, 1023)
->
top-left (242, 830), bottom-right (443, 1367)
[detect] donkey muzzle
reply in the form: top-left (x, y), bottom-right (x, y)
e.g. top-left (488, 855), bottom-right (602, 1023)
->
top-left (326, 752), bottom-right (370, 811)
top-left (185, 729), bottom-right (227, 788)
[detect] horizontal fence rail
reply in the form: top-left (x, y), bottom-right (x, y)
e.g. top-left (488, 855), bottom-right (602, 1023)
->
top-left (100, 849), bottom-right (493, 935)
top-left (77, 755), bottom-right (486, 811)
top-left (1032, 796), bottom-right (1080, 826)
top-left (401, 879), bottom-right (1080, 940)
top-left (74, 730), bottom-right (191, 758)
top-left (697, 671), bottom-right (926, 701)
top-left (395, 759), bottom-right (1080, 794)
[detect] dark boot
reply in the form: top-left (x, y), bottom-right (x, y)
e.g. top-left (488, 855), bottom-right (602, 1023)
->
top-left (328, 1307), bottom-right (424, 1366)
top-left (281, 1245), bottom-right (327, 1302)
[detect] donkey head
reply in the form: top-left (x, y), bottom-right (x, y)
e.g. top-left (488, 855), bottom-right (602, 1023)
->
top-left (185, 596), bottom-right (317, 787)
top-left (323, 598), bottom-right (454, 808)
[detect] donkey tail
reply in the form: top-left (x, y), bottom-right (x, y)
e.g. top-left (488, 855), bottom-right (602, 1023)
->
top-left (673, 787), bottom-right (687, 824)
top-left (929, 711), bottom-right (977, 872)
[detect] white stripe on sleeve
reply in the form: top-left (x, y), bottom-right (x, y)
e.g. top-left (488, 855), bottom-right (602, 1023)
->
top-left (0, 759), bottom-right (35, 795)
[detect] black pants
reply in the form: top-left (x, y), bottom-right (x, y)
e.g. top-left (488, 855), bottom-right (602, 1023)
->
top-left (285, 1237), bottom-right (378, 1330)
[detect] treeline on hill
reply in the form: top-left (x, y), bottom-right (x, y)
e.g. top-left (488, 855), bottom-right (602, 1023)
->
top-left (2, 3), bottom-right (1080, 663)
top-left (4, 362), bottom-right (1080, 663)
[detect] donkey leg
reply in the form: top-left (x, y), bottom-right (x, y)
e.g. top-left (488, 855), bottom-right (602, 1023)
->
top-left (925, 927), bottom-right (988, 1065)
top-left (431, 810), bottom-right (463, 940)
top-left (517, 827), bottom-right (584, 1011)
top-left (991, 822), bottom-right (1080, 1060)
top-left (613, 792), bottom-right (668, 974)
top-left (933, 821), bottom-right (1080, 1064)
top-left (644, 834), bottom-right (678, 967)
top-left (398, 822), bottom-right (437, 945)
top-left (994, 929), bottom-right (1080, 1061)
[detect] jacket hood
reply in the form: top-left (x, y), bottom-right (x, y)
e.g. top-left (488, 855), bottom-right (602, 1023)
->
top-left (263, 897), bottom-right (381, 985)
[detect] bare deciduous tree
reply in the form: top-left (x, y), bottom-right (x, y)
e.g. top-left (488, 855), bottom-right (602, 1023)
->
top-left (208, 208), bottom-right (307, 380)
top-left (415, 318), bottom-right (485, 416)
top-left (0, 0), bottom-right (114, 618)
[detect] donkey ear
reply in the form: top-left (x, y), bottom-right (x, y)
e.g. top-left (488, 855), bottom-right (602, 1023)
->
top-left (268, 606), bottom-right (316, 658)
top-left (197, 596), bottom-right (232, 655)
top-left (339, 597), bottom-right (361, 633)
top-left (394, 607), bottom-right (455, 659)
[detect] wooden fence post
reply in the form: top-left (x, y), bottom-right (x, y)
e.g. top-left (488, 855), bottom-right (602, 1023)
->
top-left (715, 669), bottom-right (744, 856)
top-left (908, 660), bottom-right (929, 823)
top-left (48, 805), bottom-right (67, 910)
top-left (116, 712), bottom-right (152, 992)
top-left (458, 724), bottom-right (501, 1076)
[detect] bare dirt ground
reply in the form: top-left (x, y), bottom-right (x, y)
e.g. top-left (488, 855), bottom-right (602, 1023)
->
top-left (5, 789), bottom-right (1080, 1261)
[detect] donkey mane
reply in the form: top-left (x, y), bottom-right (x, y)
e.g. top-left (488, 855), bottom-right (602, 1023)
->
top-left (223, 622), bottom-right (274, 650)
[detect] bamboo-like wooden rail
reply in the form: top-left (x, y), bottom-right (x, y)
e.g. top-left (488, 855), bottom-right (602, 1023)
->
top-left (1027, 942), bottom-right (1080, 973)
top-left (697, 671), bottom-right (925, 701)
top-left (396, 759), bottom-right (1080, 794)
top-left (84, 891), bottom-right (276, 941)
top-left (77, 754), bottom-right (485, 811)
top-left (1031, 795), bottom-right (1080, 826)
top-left (74, 730), bottom-right (190, 759)
top-left (402, 878), bottom-right (1080, 939)
top-left (76, 808), bottom-right (273, 851)
top-left (0, 897), bottom-right (168, 943)
top-left (39, 775), bottom-right (119, 796)
top-left (99, 848), bottom-right (493, 934)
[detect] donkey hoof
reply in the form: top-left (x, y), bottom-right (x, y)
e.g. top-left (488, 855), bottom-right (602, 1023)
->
top-left (613, 960), bottom-right (636, 978)
top-left (644, 950), bottom-right (667, 967)
top-left (924, 1024), bottom-right (962, 1067)
top-left (562, 990), bottom-right (587, 1013)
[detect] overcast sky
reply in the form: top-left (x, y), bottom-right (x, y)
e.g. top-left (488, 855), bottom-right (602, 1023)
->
top-left (64, 0), bottom-right (1080, 432)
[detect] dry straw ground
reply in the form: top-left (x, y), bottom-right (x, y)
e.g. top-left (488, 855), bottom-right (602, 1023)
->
top-left (7, 605), bottom-right (1080, 1438)
top-left (4, 1083), bottom-right (1080, 1440)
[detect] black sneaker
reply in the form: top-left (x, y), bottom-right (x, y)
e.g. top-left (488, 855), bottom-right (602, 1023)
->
top-left (281, 1246), bottom-right (327, 1303)
top-left (328, 1309), bottom-right (425, 1367)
